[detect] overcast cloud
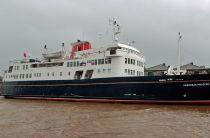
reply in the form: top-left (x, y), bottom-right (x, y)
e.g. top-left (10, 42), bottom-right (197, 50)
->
top-left (0, 0), bottom-right (210, 73)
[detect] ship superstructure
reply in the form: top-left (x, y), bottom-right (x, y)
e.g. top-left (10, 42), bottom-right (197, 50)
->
top-left (3, 18), bottom-right (145, 82)
top-left (3, 41), bottom-right (145, 82)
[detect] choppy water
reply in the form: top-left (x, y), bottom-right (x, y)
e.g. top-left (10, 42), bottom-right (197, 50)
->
top-left (0, 97), bottom-right (210, 138)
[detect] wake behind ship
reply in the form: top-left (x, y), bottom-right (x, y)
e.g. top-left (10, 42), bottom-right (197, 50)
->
top-left (2, 19), bottom-right (210, 104)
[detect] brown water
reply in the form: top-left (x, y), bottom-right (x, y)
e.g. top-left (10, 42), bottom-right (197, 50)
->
top-left (0, 97), bottom-right (210, 138)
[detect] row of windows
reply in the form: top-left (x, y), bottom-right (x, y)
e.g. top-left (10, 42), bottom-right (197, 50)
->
top-left (23, 65), bottom-right (29, 70)
top-left (121, 47), bottom-right (140, 55)
top-left (6, 67), bottom-right (114, 80)
top-left (125, 58), bottom-right (144, 67)
top-left (137, 61), bottom-right (144, 67)
top-left (13, 66), bottom-right (20, 70)
top-left (97, 68), bottom-right (111, 73)
top-left (125, 58), bottom-right (135, 65)
top-left (124, 69), bottom-right (143, 76)
top-left (67, 58), bottom-right (112, 67)
top-left (6, 72), bottom-right (42, 79)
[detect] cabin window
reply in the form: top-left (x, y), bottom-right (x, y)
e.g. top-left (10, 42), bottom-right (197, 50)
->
top-left (103, 69), bottom-right (106, 73)
top-left (94, 60), bottom-right (97, 65)
top-left (91, 60), bottom-right (96, 65)
top-left (80, 62), bottom-right (86, 66)
top-left (8, 66), bottom-right (13, 73)
top-left (67, 62), bottom-right (70, 67)
top-left (98, 69), bottom-right (101, 73)
top-left (128, 58), bottom-right (130, 64)
top-left (84, 70), bottom-right (93, 79)
top-left (98, 59), bottom-right (104, 65)
top-left (77, 61), bottom-right (80, 67)
top-left (68, 72), bottom-right (70, 76)
top-left (74, 71), bottom-right (83, 80)
top-left (22, 74), bottom-right (25, 78)
top-left (125, 58), bottom-right (127, 64)
top-left (60, 72), bottom-right (62, 76)
top-left (52, 72), bottom-right (54, 76)
top-left (47, 73), bottom-right (49, 76)
top-left (73, 61), bottom-right (77, 67)
top-left (29, 74), bottom-right (32, 78)
top-left (128, 69), bottom-right (130, 75)
top-left (133, 60), bottom-right (135, 65)
top-left (25, 65), bottom-right (28, 69)
top-left (70, 62), bottom-right (73, 67)
top-left (26, 74), bottom-right (28, 78)
top-left (110, 49), bottom-right (116, 55)
top-left (105, 58), bottom-right (111, 64)
top-left (125, 69), bottom-right (127, 73)
top-left (31, 64), bottom-right (38, 68)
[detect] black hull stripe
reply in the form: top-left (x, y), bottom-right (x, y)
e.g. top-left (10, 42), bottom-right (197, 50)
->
top-left (3, 79), bottom-right (210, 87)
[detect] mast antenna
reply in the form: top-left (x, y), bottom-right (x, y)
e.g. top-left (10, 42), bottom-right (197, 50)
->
top-left (177, 32), bottom-right (182, 75)
top-left (109, 18), bottom-right (121, 45)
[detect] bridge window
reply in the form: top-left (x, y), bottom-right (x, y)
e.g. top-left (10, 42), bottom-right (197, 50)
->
top-left (8, 66), bottom-right (13, 73)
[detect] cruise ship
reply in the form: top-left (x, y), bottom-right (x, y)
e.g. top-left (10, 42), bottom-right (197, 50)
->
top-left (2, 19), bottom-right (210, 104)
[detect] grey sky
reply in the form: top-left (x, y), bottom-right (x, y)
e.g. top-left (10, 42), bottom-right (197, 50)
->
top-left (0, 0), bottom-right (210, 73)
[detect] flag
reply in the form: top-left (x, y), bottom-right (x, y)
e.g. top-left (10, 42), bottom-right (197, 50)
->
top-left (23, 52), bottom-right (27, 58)
top-left (178, 32), bottom-right (182, 39)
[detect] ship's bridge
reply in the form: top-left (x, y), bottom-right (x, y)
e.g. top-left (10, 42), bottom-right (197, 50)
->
top-left (105, 43), bottom-right (142, 57)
